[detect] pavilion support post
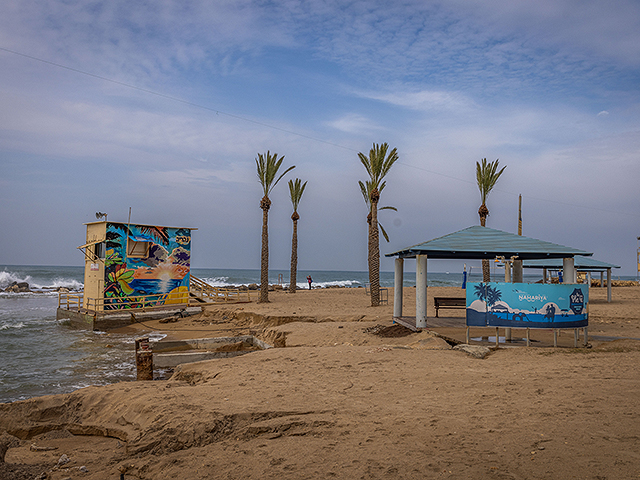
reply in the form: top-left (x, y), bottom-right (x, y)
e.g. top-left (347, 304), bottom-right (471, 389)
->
top-left (505, 259), bottom-right (522, 343)
top-left (600, 271), bottom-right (604, 288)
top-left (542, 268), bottom-right (547, 284)
top-left (562, 258), bottom-right (575, 284)
top-left (512, 259), bottom-right (523, 283)
top-left (607, 268), bottom-right (612, 303)
top-left (416, 255), bottom-right (428, 329)
top-left (393, 258), bottom-right (404, 318)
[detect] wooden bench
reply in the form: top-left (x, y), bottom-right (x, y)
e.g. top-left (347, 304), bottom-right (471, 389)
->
top-left (434, 297), bottom-right (466, 317)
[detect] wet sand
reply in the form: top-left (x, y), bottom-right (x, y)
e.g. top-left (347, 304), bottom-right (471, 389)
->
top-left (1, 286), bottom-right (640, 479)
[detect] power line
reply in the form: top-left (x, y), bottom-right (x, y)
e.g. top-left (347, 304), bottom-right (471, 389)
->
top-left (0, 46), bottom-right (354, 152)
top-left (2, 46), bottom-right (638, 219)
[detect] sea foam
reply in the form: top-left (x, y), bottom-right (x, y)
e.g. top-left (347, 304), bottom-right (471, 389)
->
top-left (0, 270), bottom-right (32, 289)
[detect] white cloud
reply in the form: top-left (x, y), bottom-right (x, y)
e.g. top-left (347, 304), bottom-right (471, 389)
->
top-left (358, 89), bottom-right (474, 112)
top-left (325, 114), bottom-right (383, 134)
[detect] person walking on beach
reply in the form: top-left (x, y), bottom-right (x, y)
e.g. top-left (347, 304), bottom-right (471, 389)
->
top-left (307, 275), bottom-right (312, 290)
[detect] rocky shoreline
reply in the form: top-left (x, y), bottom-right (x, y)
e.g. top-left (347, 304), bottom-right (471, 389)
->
top-left (0, 282), bottom-right (78, 294)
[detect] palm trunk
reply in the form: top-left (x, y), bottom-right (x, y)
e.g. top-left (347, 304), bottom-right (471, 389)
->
top-left (479, 208), bottom-right (490, 282)
top-left (259, 202), bottom-right (270, 303)
top-left (289, 218), bottom-right (298, 293)
top-left (367, 211), bottom-right (373, 300)
top-left (370, 197), bottom-right (380, 307)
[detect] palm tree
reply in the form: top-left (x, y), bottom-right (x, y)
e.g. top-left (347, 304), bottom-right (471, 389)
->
top-left (358, 142), bottom-right (399, 306)
top-left (256, 151), bottom-right (295, 303)
top-left (288, 178), bottom-right (307, 293)
top-left (476, 158), bottom-right (506, 282)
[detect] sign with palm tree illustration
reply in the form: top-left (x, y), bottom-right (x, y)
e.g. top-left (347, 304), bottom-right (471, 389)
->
top-left (466, 282), bottom-right (588, 328)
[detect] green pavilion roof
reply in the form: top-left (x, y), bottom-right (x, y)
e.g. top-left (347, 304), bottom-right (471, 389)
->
top-left (385, 226), bottom-right (592, 260)
top-left (523, 256), bottom-right (619, 271)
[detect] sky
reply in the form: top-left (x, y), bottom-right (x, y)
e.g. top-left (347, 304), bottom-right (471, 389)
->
top-left (1, 0), bottom-right (639, 275)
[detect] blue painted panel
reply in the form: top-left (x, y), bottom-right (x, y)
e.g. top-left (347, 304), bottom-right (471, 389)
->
top-left (466, 282), bottom-right (588, 328)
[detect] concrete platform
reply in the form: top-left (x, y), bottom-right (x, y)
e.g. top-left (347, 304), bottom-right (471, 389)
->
top-left (153, 335), bottom-right (273, 368)
top-left (56, 306), bottom-right (203, 331)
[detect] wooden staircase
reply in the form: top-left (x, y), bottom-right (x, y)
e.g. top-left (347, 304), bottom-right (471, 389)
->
top-left (189, 275), bottom-right (252, 304)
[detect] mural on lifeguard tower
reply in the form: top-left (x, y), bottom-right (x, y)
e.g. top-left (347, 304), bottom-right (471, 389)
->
top-left (466, 282), bottom-right (588, 329)
top-left (103, 224), bottom-right (191, 309)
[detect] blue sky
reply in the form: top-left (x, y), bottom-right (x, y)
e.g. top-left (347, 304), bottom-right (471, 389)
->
top-left (1, 0), bottom-right (639, 275)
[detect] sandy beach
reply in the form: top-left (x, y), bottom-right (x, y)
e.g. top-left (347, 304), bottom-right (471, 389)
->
top-left (2, 285), bottom-right (640, 479)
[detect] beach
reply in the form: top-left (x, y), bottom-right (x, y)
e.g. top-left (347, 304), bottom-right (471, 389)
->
top-left (1, 285), bottom-right (640, 479)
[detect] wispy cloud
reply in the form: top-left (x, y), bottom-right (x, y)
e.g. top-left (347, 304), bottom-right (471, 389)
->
top-left (357, 89), bottom-right (475, 112)
top-left (325, 114), bottom-right (383, 134)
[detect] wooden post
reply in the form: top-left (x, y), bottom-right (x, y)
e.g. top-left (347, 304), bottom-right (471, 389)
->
top-left (574, 329), bottom-right (578, 348)
top-left (495, 327), bottom-right (499, 348)
top-left (394, 258), bottom-right (404, 319)
top-left (526, 328), bottom-right (530, 347)
top-left (466, 326), bottom-right (470, 344)
top-left (135, 337), bottom-right (153, 381)
top-left (606, 268), bottom-right (612, 303)
top-left (553, 329), bottom-right (558, 348)
top-left (583, 327), bottom-right (588, 347)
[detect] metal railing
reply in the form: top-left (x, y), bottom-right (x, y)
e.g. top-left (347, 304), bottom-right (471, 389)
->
top-left (58, 290), bottom-right (189, 313)
top-left (58, 276), bottom-right (252, 314)
top-left (190, 275), bottom-right (252, 303)
top-left (58, 292), bottom-right (84, 310)
top-left (87, 290), bottom-right (190, 312)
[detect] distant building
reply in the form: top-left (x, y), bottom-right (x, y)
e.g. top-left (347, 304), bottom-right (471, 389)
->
top-left (79, 221), bottom-right (195, 311)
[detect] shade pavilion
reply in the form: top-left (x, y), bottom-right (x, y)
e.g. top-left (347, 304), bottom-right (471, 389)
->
top-left (523, 256), bottom-right (620, 302)
top-left (385, 226), bottom-right (592, 328)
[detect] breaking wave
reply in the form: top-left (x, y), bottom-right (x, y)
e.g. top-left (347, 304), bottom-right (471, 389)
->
top-left (0, 268), bottom-right (83, 292)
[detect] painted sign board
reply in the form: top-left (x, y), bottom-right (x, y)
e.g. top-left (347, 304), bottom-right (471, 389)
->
top-left (466, 282), bottom-right (588, 329)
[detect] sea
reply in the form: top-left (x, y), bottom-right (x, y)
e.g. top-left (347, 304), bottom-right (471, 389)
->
top-left (1, 264), bottom-right (635, 404)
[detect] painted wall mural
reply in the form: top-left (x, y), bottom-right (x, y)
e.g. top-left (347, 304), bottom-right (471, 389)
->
top-left (103, 223), bottom-right (191, 309)
top-left (466, 282), bottom-right (588, 329)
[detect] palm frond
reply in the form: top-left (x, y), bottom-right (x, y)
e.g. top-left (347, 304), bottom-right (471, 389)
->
top-left (476, 158), bottom-right (506, 204)
top-left (256, 151), bottom-right (295, 196)
top-left (359, 180), bottom-right (372, 210)
top-left (379, 223), bottom-right (391, 243)
top-left (138, 226), bottom-right (170, 245)
top-left (358, 142), bottom-right (399, 191)
top-left (288, 178), bottom-right (307, 212)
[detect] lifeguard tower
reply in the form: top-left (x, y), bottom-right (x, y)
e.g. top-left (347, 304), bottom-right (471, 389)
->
top-left (57, 220), bottom-right (251, 329)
